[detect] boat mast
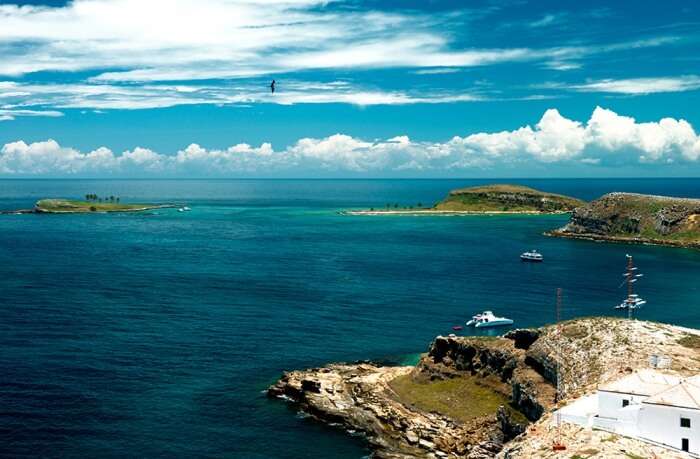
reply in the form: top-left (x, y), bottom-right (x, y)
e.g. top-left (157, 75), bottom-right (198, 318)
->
top-left (627, 255), bottom-right (634, 320)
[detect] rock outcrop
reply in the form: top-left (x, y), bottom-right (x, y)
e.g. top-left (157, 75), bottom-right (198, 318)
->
top-left (549, 192), bottom-right (700, 248)
top-left (268, 363), bottom-right (502, 458)
top-left (269, 318), bottom-right (700, 458)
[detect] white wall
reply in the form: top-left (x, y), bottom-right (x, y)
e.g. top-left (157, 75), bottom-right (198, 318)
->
top-left (638, 404), bottom-right (700, 454)
top-left (598, 391), bottom-right (647, 419)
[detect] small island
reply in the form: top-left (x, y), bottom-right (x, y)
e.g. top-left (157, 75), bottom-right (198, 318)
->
top-left (1, 194), bottom-right (175, 214)
top-left (269, 317), bottom-right (700, 458)
top-left (548, 192), bottom-right (700, 249)
top-left (344, 184), bottom-right (585, 216)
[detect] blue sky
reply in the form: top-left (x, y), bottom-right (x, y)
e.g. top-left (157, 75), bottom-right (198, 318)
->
top-left (0, 0), bottom-right (699, 177)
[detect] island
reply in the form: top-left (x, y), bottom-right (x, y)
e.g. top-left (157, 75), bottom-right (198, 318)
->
top-left (343, 184), bottom-right (585, 216)
top-left (268, 317), bottom-right (700, 458)
top-left (548, 192), bottom-right (700, 249)
top-left (1, 198), bottom-right (176, 214)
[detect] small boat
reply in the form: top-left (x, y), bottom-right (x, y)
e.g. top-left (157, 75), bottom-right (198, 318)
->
top-left (520, 250), bottom-right (543, 262)
top-left (615, 296), bottom-right (647, 309)
top-left (178, 206), bottom-right (191, 212)
top-left (466, 311), bottom-right (514, 328)
top-left (452, 325), bottom-right (463, 331)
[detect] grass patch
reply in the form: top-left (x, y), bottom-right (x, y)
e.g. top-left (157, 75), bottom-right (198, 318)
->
top-left (388, 374), bottom-right (527, 424)
top-left (36, 199), bottom-right (160, 213)
top-left (562, 323), bottom-right (588, 340)
top-left (432, 184), bottom-right (583, 212)
top-left (678, 334), bottom-right (700, 349)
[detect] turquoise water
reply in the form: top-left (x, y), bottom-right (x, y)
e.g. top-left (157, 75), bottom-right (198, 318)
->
top-left (1, 178), bottom-right (700, 458)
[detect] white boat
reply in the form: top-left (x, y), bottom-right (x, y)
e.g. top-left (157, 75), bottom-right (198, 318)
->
top-left (466, 311), bottom-right (514, 328)
top-left (615, 296), bottom-right (647, 309)
top-left (520, 250), bottom-right (543, 262)
top-left (178, 206), bottom-right (191, 212)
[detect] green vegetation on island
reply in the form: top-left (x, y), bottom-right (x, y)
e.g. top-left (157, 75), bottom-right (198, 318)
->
top-left (345, 184), bottom-right (585, 215)
top-left (549, 192), bottom-right (700, 248)
top-left (434, 184), bottom-right (585, 213)
top-left (388, 373), bottom-right (528, 424)
top-left (34, 198), bottom-right (172, 213)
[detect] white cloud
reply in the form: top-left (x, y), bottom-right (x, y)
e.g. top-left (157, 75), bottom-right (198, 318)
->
top-left (0, 0), bottom-right (680, 82)
top-left (572, 76), bottom-right (700, 94)
top-left (2, 107), bottom-right (699, 176)
top-left (413, 68), bottom-right (461, 75)
top-left (0, 80), bottom-right (482, 110)
top-left (0, 108), bottom-right (63, 121)
top-left (528, 13), bottom-right (565, 28)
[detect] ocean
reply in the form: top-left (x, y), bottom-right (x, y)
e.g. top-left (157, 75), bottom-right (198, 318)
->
top-left (1, 178), bottom-right (699, 458)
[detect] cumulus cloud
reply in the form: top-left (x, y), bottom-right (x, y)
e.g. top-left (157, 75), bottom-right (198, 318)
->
top-left (2, 107), bottom-right (699, 176)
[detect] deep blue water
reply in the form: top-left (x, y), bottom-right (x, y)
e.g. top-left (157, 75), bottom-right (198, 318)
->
top-left (2, 178), bottom-right (700, 458)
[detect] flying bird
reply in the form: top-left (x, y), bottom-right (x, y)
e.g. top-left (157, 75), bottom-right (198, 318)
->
top-left (270, 80), bottom-right (276, 94)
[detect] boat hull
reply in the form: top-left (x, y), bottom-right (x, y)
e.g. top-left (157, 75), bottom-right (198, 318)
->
top-left (474, 320), bottom-right (514, 328)
top-left (520, 257), bottom-right (543, 262)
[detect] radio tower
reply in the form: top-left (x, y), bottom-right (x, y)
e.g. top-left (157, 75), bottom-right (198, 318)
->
top-left (552, 287), bottom-right (566, 451)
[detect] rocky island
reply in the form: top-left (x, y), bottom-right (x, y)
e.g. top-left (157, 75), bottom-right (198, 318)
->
top-left (344, 184), bottom-right (585, 216)
top-left (549, 192), bottom-right (700, 249)
top-left (269, 317), bottom-right (700, 458)
top-left (1, 198), bottom-right (176, 214)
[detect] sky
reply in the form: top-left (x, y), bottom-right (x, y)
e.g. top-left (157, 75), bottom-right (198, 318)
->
top-left (0, 0), bottom-right (699, 177)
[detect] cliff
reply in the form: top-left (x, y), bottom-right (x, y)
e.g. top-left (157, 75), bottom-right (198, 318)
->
top-left (269, 318), bottom-right (700, 458)
top-left (433, 184), bottom-right (584, 213)
top-left (549, 192), bottom-right (700, 248)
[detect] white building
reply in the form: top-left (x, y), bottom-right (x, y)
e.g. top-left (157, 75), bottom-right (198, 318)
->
top-left (556, 369), bottom-right (700, 456)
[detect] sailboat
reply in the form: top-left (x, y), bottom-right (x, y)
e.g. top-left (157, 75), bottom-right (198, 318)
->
top-left (615, 254), bottom-right (646, 316)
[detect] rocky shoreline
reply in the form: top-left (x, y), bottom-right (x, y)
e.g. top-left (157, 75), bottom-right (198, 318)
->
top-left (546, 229), bottom-right (700, 249)
top-left (1, 204), bottom-right (177, 215)
top-left (269, 328), bottom-right (552, 458)
top-left (550, 192), bottom-right (700, 250)
top-left (342, 209), bottom-right (570, 216)
top-left (269, 318), bottom-right (700, 458)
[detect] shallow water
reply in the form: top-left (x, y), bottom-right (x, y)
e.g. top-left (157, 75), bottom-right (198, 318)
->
top-left (1, 178), bottom-right (699, 458)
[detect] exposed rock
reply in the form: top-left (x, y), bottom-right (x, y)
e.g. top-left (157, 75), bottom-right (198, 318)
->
top-left (497, 406), bottom-right (527, 441)
top-left (270, 317), bottom-right (700, 458)
top-left (504, 328), bottom-right (541, 350)
top-left (549, 192), bottom-right (700, 249)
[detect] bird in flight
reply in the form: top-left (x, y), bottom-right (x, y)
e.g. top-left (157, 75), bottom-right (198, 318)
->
top-left (270, 80), bottom-right (276, 94)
